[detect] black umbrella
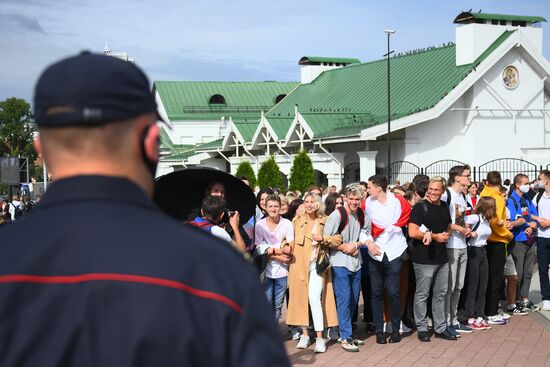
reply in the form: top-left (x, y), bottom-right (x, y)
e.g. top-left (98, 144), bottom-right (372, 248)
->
top-left (153, 167), bottom-right (256, 226)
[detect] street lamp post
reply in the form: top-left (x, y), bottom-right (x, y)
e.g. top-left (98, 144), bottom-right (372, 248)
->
top-left (384, 29), bottom-right (395, 182)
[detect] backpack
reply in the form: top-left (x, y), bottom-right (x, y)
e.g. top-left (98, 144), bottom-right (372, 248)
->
top-left (533, 192), bottom-right (544, 207)
top-left (186, 217), bottom-right (215, 232)
top-left (508, 195), bottom-right (531, 221)
top-left (467, 214), bottom-right (482, 245)
top-left (10, 202), bottom-right (23, 219)
top-left (445, 188), bottom-right (468, 207)
top-left (336, 206), bottom-right (365, 234)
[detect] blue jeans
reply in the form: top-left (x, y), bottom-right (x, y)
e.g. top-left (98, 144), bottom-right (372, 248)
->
top-left (368, 252), bottom-right (404, 333)
top-left (332, 266), bottom-right (361, 339)
top-left (537, 238), bottom-right (550, 301)
top-left (264, 277), bottom-right (287, 321)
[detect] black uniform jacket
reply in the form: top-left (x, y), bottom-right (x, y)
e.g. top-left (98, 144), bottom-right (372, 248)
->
top-left (0, 176), bottom-right (289, 367)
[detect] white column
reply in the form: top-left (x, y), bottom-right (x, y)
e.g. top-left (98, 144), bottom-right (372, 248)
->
top-left (326, 173), bottom-right (342, 189)
top-left (357, 151), bottom-right (378, 182)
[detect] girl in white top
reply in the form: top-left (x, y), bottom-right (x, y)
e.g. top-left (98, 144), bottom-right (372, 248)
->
top-left (255, 194), bottom-right (294, 322)
top-left (464, 196), bottom-right (497, 329)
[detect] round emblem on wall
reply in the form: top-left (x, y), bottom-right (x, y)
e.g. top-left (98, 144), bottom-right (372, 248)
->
top-left (502, 65), bottom-right (519, 89)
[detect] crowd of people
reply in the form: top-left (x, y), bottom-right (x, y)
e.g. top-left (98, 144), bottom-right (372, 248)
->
top-left (195, 167), bottom-right (550, 354)
top-left (3, 51), bottom-right (550, 366)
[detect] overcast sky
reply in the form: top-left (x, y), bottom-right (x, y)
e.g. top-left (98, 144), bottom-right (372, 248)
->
top-left (1, 0), bottom-right (549, 103)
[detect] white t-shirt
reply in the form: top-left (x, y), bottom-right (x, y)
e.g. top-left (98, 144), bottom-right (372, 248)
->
top-left (535, 191), bottom-right (550, 239)
top-left (210, 226), bottom-right (233, 242)
top-left (441, 188), bottom-right (468, 249)
top-left (255, 217), bottom-right (294, 279)
top-left (465, 214), bottom-right (492, 247)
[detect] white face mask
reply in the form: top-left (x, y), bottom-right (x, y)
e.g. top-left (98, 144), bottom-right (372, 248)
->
top-left (519, 184), bottom-right (530, 194)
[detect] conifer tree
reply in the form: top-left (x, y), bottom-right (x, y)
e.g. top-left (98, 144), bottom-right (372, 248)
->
top-left (235, 160), bottom-right (257, 188)
top-left (257, 156), bottom-right (283, 189)
top-left (289, 150), bottom-right (315, 193)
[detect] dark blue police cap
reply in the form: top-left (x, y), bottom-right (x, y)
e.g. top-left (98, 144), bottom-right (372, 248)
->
top-left (34, 51), bottom-right (159, 127)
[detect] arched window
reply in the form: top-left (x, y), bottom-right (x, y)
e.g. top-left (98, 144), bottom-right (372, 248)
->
top-left (275, 94), bottom-right (287, 104)
top-left (209, 94), bottom-right (226, 105)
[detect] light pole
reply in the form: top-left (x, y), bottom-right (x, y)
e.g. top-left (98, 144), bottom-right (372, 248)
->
top-left (384, 29), bottom-right (395, 182)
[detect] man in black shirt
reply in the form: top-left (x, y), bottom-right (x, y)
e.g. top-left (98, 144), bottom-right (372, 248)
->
top-left (408, 176), bottom-right (454, 342)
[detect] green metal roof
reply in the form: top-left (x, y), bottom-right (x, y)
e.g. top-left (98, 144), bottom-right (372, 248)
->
top-left (266, 30), bottom-right (515, 140)
top-left (196, 138), bottom-right (224, 151)
top-left (299, 56), bottom-right (361, 65)
top-left (233, 120), bottom-right (259, 142)
top-left (159, 127), bottom-right (194, 154)
top-left (154, 81), bottom-right (299, 121)
top-left (267, 117), bottom-right (294, 140)
top-left (454, 12), bottom-right (546, 24)
top-left (160, 148), bottom-right (196, 162)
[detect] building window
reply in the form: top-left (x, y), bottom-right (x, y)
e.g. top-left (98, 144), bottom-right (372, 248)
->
top-left (492, 20), bottom-right (499, 25)
top-left (500, 20), bottom-right (507, 25)
top-left (511, 21), bottom-right (527, 27)
top-left (209, 94), bottom-right (226, 105)
top-left (275, 94), bottom-right (287, 104)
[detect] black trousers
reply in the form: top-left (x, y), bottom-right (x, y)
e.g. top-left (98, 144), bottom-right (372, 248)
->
top-left (465, 246), bottom-right (488, 318)
top-left (485, 242), bottom-right (506, 316)
top-left (369, 253), bottom-right (404, 333)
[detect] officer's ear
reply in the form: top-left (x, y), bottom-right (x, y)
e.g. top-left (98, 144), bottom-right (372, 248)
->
top-left (141, 123), bottom-right (160, 163)
top-left (33, 136), bottom-right (43, 159)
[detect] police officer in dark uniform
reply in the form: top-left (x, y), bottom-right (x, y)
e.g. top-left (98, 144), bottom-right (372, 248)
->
top-left (0, 52), bottom-right (290, 367)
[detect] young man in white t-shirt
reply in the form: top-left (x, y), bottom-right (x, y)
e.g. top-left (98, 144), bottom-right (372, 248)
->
top-left (441, 165), bottom-right (473, 335)
top-left (535, 170), bottom-right (550, 311)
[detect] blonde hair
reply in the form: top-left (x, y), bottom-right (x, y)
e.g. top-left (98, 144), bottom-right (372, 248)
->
top-left (304, 192), bottom-right (325, 218)
top-left (345, 183), bottom-right (365, 199)
top-left (279, 194), bottom-right (289, 206)
top-left (428, 176), bottom-right (447, 188)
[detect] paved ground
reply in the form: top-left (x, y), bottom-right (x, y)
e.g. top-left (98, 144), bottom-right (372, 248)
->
top-left (282, 268), bottom-right (550, 366)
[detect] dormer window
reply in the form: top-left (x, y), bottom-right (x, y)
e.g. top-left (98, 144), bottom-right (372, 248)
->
top-left (275, 94), bottom-right (287, 104)
top-left (209, 94), bottom-right (226, 105)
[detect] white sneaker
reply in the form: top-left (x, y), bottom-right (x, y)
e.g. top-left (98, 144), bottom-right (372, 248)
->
top-left (487, 315), bottom-right (506, 325)
top-left (384, 321), bottom-right (393, 333)
top-left (314, 338), bottom-right (327, 353)
top-left (542, 300), bottom-right (550, 311)
top-left (498, 309), bottom-right (511, 321)
top-left (292, 332), bottom-right (301, 340)
top-left (400, 321), bottom-right (412, 334)
top-left (297, 335), bottom-right (310, 349)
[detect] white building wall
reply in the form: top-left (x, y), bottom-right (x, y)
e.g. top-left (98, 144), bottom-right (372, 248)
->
top-left (403, 47), bottom-right (547, 167)
top-left (166, 120), bottom-right (224, 145)
top-left (301, 65), bottom-right (344, 84)
top-left (456, 23), bottom-right (542, 66)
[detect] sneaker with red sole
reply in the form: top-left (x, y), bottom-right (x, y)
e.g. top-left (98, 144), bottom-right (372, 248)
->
top-left (468, 320), bottom-right (487, 330)
top-left (479, 319), bottom-right (492, 330)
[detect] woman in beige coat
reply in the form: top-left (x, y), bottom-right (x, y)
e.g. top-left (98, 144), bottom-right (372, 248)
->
top-left (286, 192), bottom-right (341, 353)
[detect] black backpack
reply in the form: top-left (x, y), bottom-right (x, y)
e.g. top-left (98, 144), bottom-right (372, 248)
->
top-left (10, 203), bottom-right (23, 219)
top-left (335, 206), bottom-right (365, 234)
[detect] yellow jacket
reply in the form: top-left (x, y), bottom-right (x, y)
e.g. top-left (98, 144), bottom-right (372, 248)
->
top-left (480, 185), bottom-right (513, 244)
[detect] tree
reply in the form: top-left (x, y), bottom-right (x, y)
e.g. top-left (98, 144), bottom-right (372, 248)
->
top-left (257, 156), bottom-right (283, 189)
top-left (235, 160), bottom-right (257, 188)
top-left (289, 149), bottom-right (315, 193)
top-left (0, 97), bottom-right (35, 159)
top-left (0, 97), bottom-right (38, 188)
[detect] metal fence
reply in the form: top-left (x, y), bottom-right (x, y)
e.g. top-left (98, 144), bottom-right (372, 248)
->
top-left (475, 158), bottom-right (539, 182)
top-left (344, 163), bottom-right (360, 185)
top-left (377, 158), bottom-right (545, 184)
top-left (424, 160), bottom-right (466, 179)
top-left (386, 161), bottom-right (421, 185)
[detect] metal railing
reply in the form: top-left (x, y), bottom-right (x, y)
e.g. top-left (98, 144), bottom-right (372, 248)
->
top-left (476, 158), bottom-right (539, 182)
top-left (182, 105), bottom-right (272, 113)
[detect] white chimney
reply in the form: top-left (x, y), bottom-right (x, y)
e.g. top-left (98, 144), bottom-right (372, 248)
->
top-left (298, 56), bottom-right (360, 84)
top-left (454, 11), bottom-right (545, 66)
